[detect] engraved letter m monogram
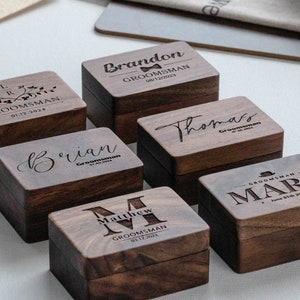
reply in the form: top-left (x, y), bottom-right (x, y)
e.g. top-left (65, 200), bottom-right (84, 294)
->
top-left (83, 196), bottom-right (166, 236)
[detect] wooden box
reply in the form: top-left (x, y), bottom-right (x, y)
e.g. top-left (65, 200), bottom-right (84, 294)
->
top-left (137, 96), bottom-right (284, 205)
top-left (198, 154), bottom-right (300, 273)
top-left (0, 128), bottom-right (143, 243)
top-left (0, 71), bottom-right (86, 147)
top-left (82, 41), bottom-right (219, 143)
top-left (49, 186), bottom-right (209, 300)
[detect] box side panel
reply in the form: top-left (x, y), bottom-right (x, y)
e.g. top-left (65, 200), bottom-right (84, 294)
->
top-left (50, 236), bottom-right (208, 300)
top-left (0, 108), bottom-right (86, 147)
top-left (198, 194), bottom-right (300, 273)
top-left (198, 200), bottom-right (240, 272)
top-left (89, 250), bottom-right (209, 300)
top-left (82, 84), bottom-right (113, 129)
top-left (50, 239), bottom-right (88, 300)
top-left (138, 141), bottom-right (282, 205)
top-left (0, 178), bottom-right (28, 241)
top-left (82, 64), bottom-right (114, 111)
top-left (176, 132), bottom-right (283, 175)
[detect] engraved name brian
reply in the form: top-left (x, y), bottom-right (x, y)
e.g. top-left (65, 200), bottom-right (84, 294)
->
top-left (104, 51), bottom-right (184, 73)
top-left (155, 112), bottom-right (257, 142)
top-left (17, 144), bottom-right (117, 173)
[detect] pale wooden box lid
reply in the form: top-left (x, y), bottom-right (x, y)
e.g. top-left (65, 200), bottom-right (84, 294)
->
top-left (199, 154), bottom-right (300, 241)
top-left (0, 71), bottom-right (86, 126)
top-left (49, 186), bottom-right (209, 280)
top-left (0, 127), bottom-right (143, 207)
top-left (137, 96), bottom-right (284, 175)
top-left (82, 41), bottom-right (219, 114)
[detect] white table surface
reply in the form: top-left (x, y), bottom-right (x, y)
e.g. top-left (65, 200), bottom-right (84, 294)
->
top-left (0, 0), bottom-right (300, 299)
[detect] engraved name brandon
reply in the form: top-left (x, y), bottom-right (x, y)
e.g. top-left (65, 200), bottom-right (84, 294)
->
top-left (84, 196), bottom-right (167, 243)
top-left (16, 144), bottom-right (118, 173)
top-left (155, 112), bottom-right (258, 142)
top-left (103, 51), bottom-right (184, 73)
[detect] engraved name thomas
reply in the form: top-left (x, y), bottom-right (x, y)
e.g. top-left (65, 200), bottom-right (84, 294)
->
top-left (103, 51), bottom-right (184, 73)
top-left (155, 112), bottom-right (257, 142)
top-left (17, 144), bottom-right (117, 173)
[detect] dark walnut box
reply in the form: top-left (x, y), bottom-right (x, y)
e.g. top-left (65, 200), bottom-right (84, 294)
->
top-left (0, 128), bottom-right (143, 243)
top-left (198, 154), bottom-right (300, 273)
top-left (137, 96), bottom-right (284, 205)
top-left (49, 186), bottom-right (209, 300)
top-left (0, 71), bottom-right (86, 147)
top-left (82, 41), bottom-right (219, 144)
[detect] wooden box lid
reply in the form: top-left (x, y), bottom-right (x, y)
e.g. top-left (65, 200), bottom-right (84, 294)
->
top-left (199, 154), bottom-right (300, 241)
top-left (137, 96), bottom-right (284, 175)
top-left (0, 127), bottom-right (143, 208)
top-left (0, 71), bottom-right (86, 146)
top-left (82, 41), bottom-right (219, 114)
top-left (48, 186), bottom-right (209, 280)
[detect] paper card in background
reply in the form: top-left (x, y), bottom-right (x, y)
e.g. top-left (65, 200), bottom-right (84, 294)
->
top-left (0, 0), bottom-right (43, 20)
top-left (125, 0), bottom-right (300, 33)
top-left (95, 1), bottom-right (300, 62)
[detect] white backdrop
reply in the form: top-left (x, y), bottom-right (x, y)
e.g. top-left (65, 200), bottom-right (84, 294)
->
top-left (0, 0), bottom-right (300, 299)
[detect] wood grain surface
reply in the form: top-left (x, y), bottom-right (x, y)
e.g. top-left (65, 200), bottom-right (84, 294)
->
top-left (49, 186), bottom-right (209, 299)
top-left (0, 128), bottom-right (143, 242)
top-left (82, 41), bottom-right (219, 143)
top-left (0, 71), bottom-right (86, 147)
top-left (198, 154), bottom-right (300, 273)
top-left (137, 96), bottom-right (284, 175)
top-left (138, 142), bottom-right (282, 205)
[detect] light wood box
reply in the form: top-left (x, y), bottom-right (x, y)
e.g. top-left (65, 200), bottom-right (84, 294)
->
top-left (0, 128), bottom-right (143, 243)
top-left (198, 154), bottom-right (300, 273)
top-left (0, 71), bottom-right (86, 147)
top-left (82, 41), bottom-right (219, 144)
top-left (137, 96), bottom-right (284, 205)
top-left (49, 186), bottom-right (209, 300)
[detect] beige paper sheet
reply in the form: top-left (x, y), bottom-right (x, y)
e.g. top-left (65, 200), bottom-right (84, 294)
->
top-left (0, 0), bottom-right (43, 20)
top-left (126, 0), bottom-right (300, 32)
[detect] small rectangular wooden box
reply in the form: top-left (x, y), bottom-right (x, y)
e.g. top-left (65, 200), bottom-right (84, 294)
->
top-left (137, 96), bottom-right (284, 205)
top-left (49, 186), bottom-right (209, 300)
top-left (0, 128), bottom-right (143, 243)
top-left (82, 41), bottom-right (219, 143)
top-left (0, 71), bottom-right (86, 147)
top-left (198, 154), bottom-right (300, 273)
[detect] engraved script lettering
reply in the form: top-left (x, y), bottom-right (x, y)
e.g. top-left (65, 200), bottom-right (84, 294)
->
top-left (17, 144), bottom-right (118, 173)
top-left (155, 112), bottom-right (257, 142)
top-left (17, 151), bottom-right (55, 173)
top-left (104, 51), bottom-right (184, 73)
top-left (58, 144), bottom-right (117, 163)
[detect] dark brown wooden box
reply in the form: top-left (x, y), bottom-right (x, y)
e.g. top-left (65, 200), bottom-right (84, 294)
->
top-left (82, 41), bottom-right (219, 144)
top-left (0, 128), bottom-right (143, 243)
top-left (137, 96), bottom-right (284, 205)
top-left (49, 186), bottom-right (209, 300)
top-left (0, 71), bottom-right (86, 147)
top-left (198, 154), bottom-right (300, 273)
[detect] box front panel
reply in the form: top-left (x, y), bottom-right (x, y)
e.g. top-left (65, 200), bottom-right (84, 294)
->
top-left (0, 128), bottom-right (142, 191)
top-left (199, 154), bottom-right (300, 272)
top-left (49, 187), bottom-right (209, 280)
top-left (0, 71), bottom-right (86, 146)
top-left (138, 96), bottom-right (283, 175)
top-left (82, 41), bottom-right (219, 101)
